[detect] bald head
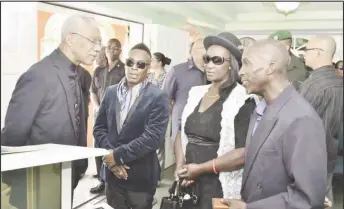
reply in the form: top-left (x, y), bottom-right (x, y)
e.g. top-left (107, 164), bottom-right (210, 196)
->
top-left (304, 35), bottom-right (336, 69)
top-left (308, 35), bottom-right (336, 58)
top-left (239, 39), bottom-right (291, 96)
top-left (190, 38), bottom-right (204, 54)
top-left (190, 37), bottom-right (206, 71)
top-left (61, 15), bottom-right (99, 41)
top-left (247, 39), bottom-right (290, 74)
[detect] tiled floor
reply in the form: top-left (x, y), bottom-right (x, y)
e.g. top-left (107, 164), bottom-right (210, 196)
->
top-left (74, 159), bottom-right (343, 209)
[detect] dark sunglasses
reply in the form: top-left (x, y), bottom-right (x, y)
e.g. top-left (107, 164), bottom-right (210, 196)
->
top-left (125, 58), bottom-right (148, 69)
top-left (339, 67), bottom-right (343, 71)
top-left (203, 55), bottom-right (231, 65)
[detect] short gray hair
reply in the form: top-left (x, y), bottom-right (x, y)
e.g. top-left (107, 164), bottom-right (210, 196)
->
top-left (60, 15), bottom-right (98, 41)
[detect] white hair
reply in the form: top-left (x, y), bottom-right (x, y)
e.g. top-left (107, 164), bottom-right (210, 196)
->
top-left (60, 15), bottom-right (98, 41)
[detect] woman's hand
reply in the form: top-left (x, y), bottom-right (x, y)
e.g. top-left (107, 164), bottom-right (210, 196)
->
top-left (324, 196), bottom-right (332, 208)
top-left (178, 163), bottom-right (203, 180)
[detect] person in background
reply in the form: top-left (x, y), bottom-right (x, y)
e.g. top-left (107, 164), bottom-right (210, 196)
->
top-left (95, 46), bottom-right (107, 68)
top-left (148, 52), bottom-right (172, 186)
top-left (335, 60), bottom-right (343, 78)
top-left (148, 52), bottom-right (171, 89)
top-left (300, 35), bottom-right (343, 206)
top-left (1, 15), bottom-right (101, 208)
top-left (76, 65), bottom-right (92, 178)
top-left (90, 39), bottom-right (125, 194)
top-left (77, 66), bottom-right (92, 132)
top-left (94, 43), bottom-right (169, 209)
top-left (163, 38), bottom-right (207, 145)
top-left (268, 30), bottom-right (309, 82)
top-left (175, 32), bottom-right (256, 209)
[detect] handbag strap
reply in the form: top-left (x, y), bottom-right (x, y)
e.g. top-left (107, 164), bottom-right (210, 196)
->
top-left (168, 180), bottom-right (180, 197)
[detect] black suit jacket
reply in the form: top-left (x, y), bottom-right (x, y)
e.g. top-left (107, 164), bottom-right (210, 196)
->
top-left (94, 82), bottom-right (169, 193)
top-left (1, 49), bottom-right (88, 189)
top-left (77, 66), bottom-right (92, 119)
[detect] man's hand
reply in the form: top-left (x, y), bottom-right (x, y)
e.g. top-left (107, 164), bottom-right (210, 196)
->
top-left (178, 163), bottom-right (203, 180)
top-left (324, 196), bottom-right (332, 209)
top-left (221, 199), bottom-right (246, 209)
top-left (111, 165), bottom-right (130, 180)
top-left (103, 150), bottom-right (116, 168)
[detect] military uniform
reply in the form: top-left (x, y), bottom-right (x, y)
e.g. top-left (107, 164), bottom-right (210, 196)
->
top-left (269, 30), bottom-right (310, 82)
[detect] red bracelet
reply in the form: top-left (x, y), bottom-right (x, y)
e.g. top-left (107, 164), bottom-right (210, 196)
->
top-left (212, 159), bottom-right (218, 174)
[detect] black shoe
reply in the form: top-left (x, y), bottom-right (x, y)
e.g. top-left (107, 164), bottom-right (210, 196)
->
top-left (90, 182), bottom-right (105, 194)
top-left (92, 174), bottom-right (99, 178)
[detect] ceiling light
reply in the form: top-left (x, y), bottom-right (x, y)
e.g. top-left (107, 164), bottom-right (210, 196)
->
top-left (274, 2), bottom-right (300, 15)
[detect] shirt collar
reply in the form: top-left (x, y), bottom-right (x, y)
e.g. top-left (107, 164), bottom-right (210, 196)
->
top-left (187, 58), bottom-right (202, 71)
top-left (312, 65), bottom-right (335, 73)
top-left (255, 99), bottom-right (267, 116)
top-left (56, 48), bottom-right (78, 72)
top-left (107, 60), bottom-right (124, 72)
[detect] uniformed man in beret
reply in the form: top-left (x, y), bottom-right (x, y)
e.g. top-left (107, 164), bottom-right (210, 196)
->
top-left (269, 30), bottom-right (309, 83)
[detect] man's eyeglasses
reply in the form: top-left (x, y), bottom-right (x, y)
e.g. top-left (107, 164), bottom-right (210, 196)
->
top-left (71, 33), bottom-right (102, 48)
top-left (304, 48), bottom-right (324, 52)
top-left (125, 58), bottom-right (149, 69)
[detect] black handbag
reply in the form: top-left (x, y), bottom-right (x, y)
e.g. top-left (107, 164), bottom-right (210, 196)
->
top-left (160, 180), bottom-right (199, 209)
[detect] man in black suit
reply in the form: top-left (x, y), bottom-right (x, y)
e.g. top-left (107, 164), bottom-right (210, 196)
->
top-left (1, 15), bottom-right (102, 209)
top-left (77, 66), bottom-right (92, 133)
top-left (94, 43), bottom-right (169, 209)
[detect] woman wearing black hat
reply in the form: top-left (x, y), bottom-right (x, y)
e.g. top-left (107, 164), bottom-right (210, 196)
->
top-left (174, 32), bottom-right (257, 208)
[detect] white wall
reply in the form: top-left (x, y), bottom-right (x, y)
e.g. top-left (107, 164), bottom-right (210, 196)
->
top-left (1, 2), bottom-right (38, 127)
top-left (149, 24), bottom-right (190, 168)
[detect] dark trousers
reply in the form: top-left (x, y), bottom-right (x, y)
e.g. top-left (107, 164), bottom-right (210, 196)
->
top-left (105, 183), bottom-right (155, 209)
top-left (95, 156), bottom-right (105, 182)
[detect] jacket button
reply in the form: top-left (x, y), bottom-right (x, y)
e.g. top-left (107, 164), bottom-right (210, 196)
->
top-left (257, 183), bottom-right (262, 190)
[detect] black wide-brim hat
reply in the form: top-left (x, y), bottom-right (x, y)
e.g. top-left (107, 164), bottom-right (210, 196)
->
top-left (204, 32), bottom-right (243, 65)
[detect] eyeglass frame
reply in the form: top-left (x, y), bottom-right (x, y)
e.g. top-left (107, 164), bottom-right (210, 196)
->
top-left (70, 33), bottom-right (102, 48)
top-left (304, 48), bottom-right (324, 52)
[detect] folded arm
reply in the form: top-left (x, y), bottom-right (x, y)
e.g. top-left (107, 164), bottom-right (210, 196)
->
top-left (113, 93), bottom-right (169, 165)
top-left (247, 116), bottom-right (327, 209)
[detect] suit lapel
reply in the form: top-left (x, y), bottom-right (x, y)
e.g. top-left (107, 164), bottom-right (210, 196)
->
top-left (241, 85), bottom-right (295, 189)
top-left (115, 96), bottom-right (121, 134)
top-left (245, 112), bottom-right (258, 148)
top-left (51, 50), bottom-right (78, 135)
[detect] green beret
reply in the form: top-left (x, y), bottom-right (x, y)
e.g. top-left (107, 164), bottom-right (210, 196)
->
top-left (268, 30), bottom-right (292, 41)
top-left (295, 38), bottom-right (308, 49)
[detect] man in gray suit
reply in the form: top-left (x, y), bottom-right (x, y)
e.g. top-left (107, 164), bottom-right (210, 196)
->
top-left (221, 39), bottom-right (327, 209)
top-left (1, 15), bottom-right (102, 208)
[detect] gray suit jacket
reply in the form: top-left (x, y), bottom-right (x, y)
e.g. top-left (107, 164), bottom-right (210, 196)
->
top-left (1, 49), bottom-right (87, 188)
top-left (241, 85), bottom-right (327, 209)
